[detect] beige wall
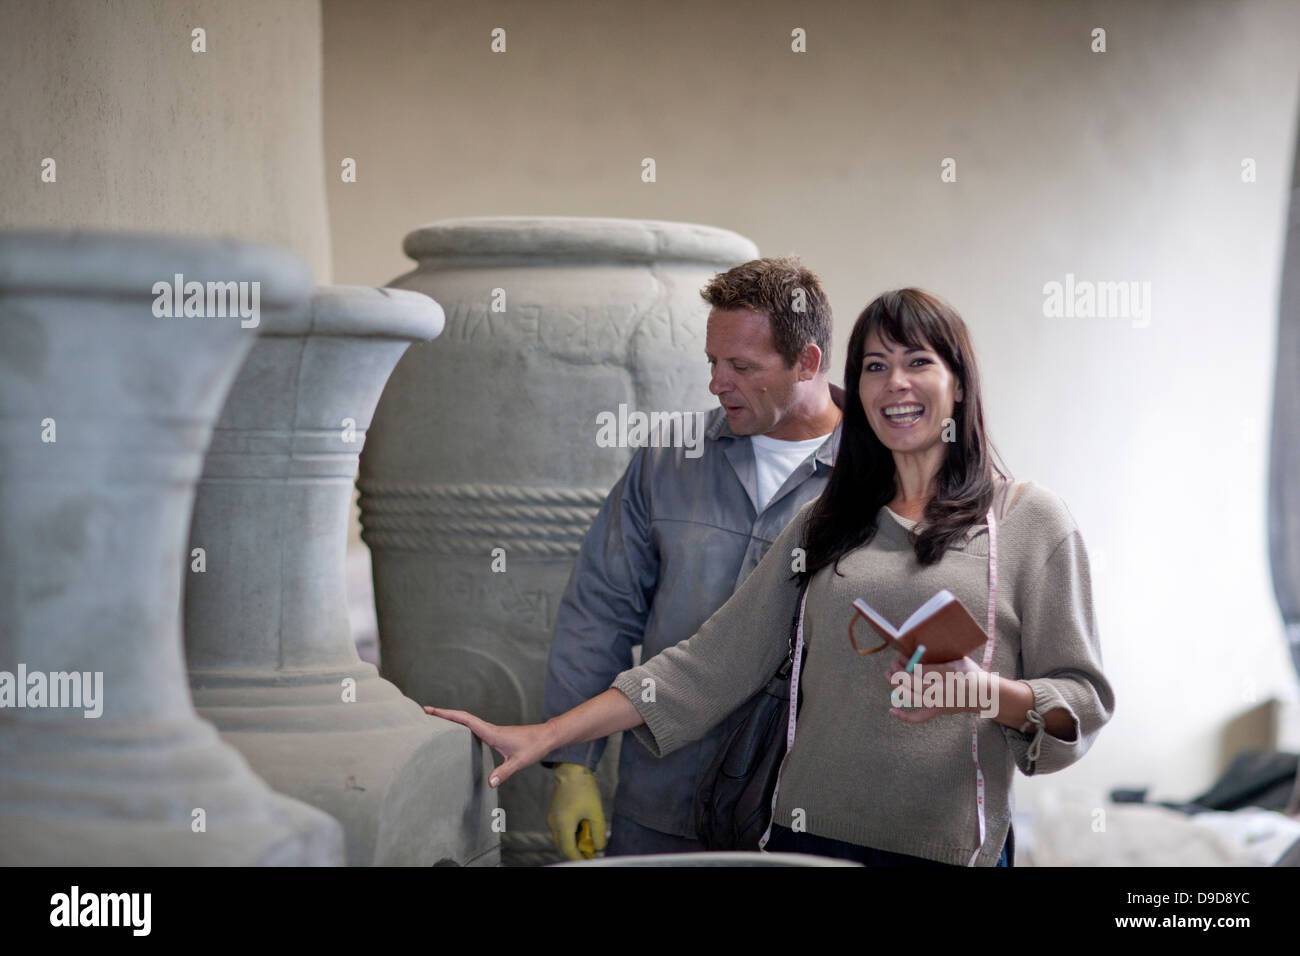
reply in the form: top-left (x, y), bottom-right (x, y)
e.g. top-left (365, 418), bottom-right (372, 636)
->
top-left (323, 0), bottom-right (1300, 810)
top-left (0, 0), bottom-right (331, 279)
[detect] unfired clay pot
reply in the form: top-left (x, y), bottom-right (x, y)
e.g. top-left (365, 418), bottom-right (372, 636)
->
top-left (185, 285), bottom-right (499, 866)
top-left (0, 229), bottom-right (343, 864)
top-left (359, 217), bottom-right (758, 864)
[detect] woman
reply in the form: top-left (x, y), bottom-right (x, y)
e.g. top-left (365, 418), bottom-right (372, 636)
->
top-left (427, 289), bottom-right (1114, 867)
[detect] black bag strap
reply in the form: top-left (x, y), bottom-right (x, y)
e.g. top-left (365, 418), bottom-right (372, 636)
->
top-left (778, 577), bottom-right (809, 679)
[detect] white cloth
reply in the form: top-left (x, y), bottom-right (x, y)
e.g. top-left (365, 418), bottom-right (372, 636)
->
top-left (749, 432), bottom-right (830, 512)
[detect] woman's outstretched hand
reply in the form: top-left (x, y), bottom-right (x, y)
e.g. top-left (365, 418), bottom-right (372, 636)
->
top-left (426, 689), bottom-right (645, 787)
top-left (424, 706), bottom-right (556, 788)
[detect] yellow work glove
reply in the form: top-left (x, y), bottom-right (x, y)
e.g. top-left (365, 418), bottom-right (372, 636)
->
top-left (547, 763), bottom-right (607, 860)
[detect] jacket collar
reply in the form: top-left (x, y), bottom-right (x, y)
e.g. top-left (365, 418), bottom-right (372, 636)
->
top-left (706, 382), bottom-right (845, 468)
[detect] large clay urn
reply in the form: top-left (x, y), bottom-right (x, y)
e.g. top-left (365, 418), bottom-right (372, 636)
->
top-left (0, 230), bottom-right (344, 864)
top-left (184, 285), bottom-right (499, 866)
top-left (359, 217), bottom-right (758, 864)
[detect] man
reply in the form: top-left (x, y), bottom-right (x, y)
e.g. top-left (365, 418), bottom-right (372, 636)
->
top-left (541, 256), bottom-right (844, 858)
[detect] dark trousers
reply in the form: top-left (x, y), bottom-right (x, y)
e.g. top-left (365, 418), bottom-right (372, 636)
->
top-left (766, 823), bottom-right (1012, 866)
top-left (604, 814), bottom-right (706, 856)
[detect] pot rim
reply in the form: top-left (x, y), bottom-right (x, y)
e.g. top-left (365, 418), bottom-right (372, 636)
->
top-left (0, 228), bottom-right (313, 305)
top-left (401, 216), bottom-right (758, 267)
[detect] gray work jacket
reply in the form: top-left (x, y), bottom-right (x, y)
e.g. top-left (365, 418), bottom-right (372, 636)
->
top-left (542, 384), bottom-right (844, 837)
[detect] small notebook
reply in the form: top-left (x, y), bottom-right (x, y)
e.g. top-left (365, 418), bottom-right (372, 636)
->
top-left (851, 590), bottom-right (988, 664)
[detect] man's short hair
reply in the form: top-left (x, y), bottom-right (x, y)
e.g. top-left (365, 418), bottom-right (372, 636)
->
top-left (700, 256), bottom-right (833, 371)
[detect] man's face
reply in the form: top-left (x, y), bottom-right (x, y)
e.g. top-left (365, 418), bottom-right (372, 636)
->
top-left (704, 307), bottom-right (804, 438)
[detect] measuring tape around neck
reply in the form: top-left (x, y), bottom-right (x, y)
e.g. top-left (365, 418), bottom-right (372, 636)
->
top-left (966, 505), bottom-right (998, 866)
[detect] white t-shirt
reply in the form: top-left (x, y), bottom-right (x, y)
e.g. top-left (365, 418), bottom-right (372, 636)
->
top-left (749, 432), bottom-right (831, 512)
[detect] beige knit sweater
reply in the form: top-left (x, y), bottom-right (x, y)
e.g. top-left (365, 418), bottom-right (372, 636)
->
top-left (612, 479), bottom-right (1115, 866)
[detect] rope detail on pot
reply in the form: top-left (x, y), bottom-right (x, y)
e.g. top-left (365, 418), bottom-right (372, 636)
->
top-left (357, 480), bottom-right (607, 555)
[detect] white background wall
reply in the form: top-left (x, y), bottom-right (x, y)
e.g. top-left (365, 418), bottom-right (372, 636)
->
top-left (322, 0), bottom-right (1300, 809)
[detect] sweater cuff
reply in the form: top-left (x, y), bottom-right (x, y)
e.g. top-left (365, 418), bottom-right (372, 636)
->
top-left (540, 740), bottom-right (604, 770)
top-left (611, 670), bottom-right (681, 759)
top-left (1003, 679), bottom-right (1081, 775)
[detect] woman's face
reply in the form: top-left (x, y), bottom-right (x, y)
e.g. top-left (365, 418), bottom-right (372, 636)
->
top-left (858, 328), bottom-right (963, 456)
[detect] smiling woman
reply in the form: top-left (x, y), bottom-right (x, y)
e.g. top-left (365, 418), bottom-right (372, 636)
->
top-left (804, 289), bottom-right (1006, 566)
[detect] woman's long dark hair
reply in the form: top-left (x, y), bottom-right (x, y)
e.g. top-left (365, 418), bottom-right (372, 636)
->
top-left (801, 289), bottom-right (1010, 582)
